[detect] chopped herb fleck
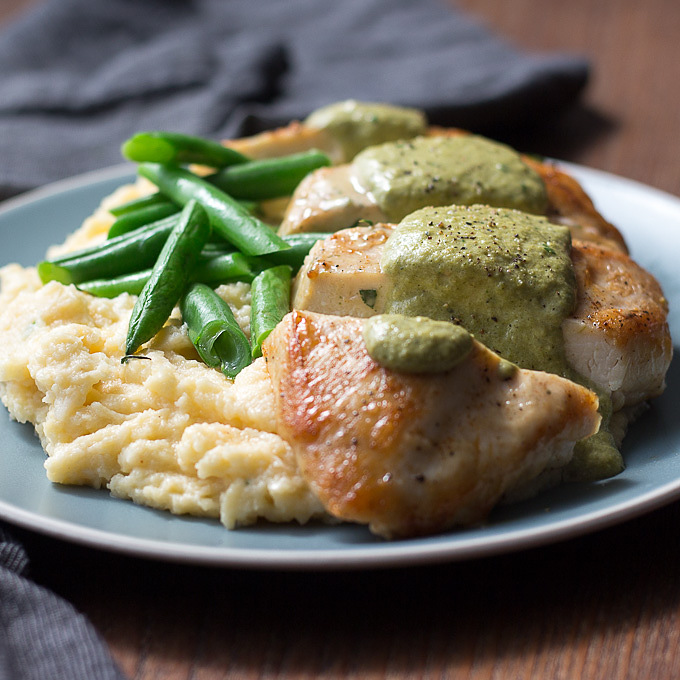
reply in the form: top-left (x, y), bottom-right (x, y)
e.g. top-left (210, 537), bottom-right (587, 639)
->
top-left (360, 289), bottom-right (378, 308)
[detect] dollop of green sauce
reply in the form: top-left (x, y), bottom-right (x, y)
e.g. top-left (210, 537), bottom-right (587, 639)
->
top-left (363, 314), bottom-right (472, 373)
top-left (380, 204), bottom-right (623, 479)
top-left (565, 379), bottom-right (623, 481)
top-left (305, 100), bottom-right (427, 161)
top-left (354, 135), bottom-right (548, 222)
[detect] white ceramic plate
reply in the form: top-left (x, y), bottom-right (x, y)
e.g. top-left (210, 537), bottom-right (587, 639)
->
top-left (0, 163), bottom-right (678, 570)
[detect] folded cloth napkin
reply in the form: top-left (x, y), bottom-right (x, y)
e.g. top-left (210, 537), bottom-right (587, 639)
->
top-left (0, 1), bottom-right (587, 677)
top-left (0, 527), bottom-right (126, 680)
top-left (0, 0), bottom-right (588, 200)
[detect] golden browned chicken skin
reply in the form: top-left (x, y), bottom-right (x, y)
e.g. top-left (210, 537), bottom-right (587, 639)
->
top-left (564, 240), bottom-right (671, 411)
top-left (263, 311), bottom-right (600, 538)
top-left (523, 156), bottom-right (627, 253)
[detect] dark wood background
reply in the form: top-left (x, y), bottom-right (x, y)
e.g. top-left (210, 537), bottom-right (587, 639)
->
top-left (1, 1), bottom-right (679, 678)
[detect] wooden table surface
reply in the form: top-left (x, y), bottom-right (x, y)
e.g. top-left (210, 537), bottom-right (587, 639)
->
top-left (1, 1), bottom-right (679, 678)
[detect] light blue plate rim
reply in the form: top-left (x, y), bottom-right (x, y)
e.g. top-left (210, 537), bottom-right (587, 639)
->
top-left (0, 162), bottom-right (678, 570)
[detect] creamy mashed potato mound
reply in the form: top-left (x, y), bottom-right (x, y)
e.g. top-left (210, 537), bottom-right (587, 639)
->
top-left (0, 183), bottom-right (326, 529)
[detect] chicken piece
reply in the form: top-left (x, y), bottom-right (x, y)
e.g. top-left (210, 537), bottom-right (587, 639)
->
top-left (563, 240), bottom-right (672, 411)
top-left (281, 157), bottom-right (626, 251)
top-left (523, 157), bottom-right (627, 253)
top-left (225, 121), bottom-right (344, 162)
top-left (280, 165), bottom-right (387, 236)
top-left (263, 311), bottom-right (600, 538)
top-left (291, 225), bottom-right (392, 316)
top-left (226, 100), bottom-right (427, 166)
top-left (272, 132), bottom-right (625, 251)
top-left (292, 228), bottom-right (672, 413)
top-left (292, 226), bottom-right (387, 317)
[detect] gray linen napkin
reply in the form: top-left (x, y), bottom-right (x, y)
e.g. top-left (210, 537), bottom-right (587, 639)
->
top-left (0, 527), bottom-right (126, 680)
top-left (0, 0), bottom-right (589, 677)
top-left (0, 0), bottom-right (588, 200)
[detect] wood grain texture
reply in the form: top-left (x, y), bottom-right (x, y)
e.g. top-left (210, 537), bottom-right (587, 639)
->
top-left (0, 0), bottom-right (38, 24)
top-left (455, 0), bottom-right (680, 196)
top-left (12, 499), bottom-right (680, 680)
top-left (2, 0), bottom-right (680, 679)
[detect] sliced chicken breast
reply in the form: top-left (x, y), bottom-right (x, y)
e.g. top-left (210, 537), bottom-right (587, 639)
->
top-left (564, 240), bottom-right (672, 411)
top-left (224, 100), bottom-right (427, 165)
top-left (523, 156), bottom-right (627, 253)
top-left (292, 226), bottom-right (672, 412)
top-left (226, 121), bottom-right (344, 162)
top-left (263, 311), bottom-right (600, 538)
top-left (291, 225), bottom-right (392, 317)
top-left (282, 165), bottom-right (387, 235)
top-left (278, 135), bottom-right (626, 252)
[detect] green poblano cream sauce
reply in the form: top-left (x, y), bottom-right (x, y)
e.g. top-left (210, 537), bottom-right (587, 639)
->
top-left (375, 203), bottom-right (622, 480)
top-left (353, 134), bottom-right (549, 222)
top-left (381, 204), bottom-right (574, 374)
top-left (362, 314), bottom-right (473, 374)
top-left (305, 100), bottom-right (427, 161)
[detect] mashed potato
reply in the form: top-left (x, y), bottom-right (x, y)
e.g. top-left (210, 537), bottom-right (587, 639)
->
top-left (0, 183), bottom-right (326, 529)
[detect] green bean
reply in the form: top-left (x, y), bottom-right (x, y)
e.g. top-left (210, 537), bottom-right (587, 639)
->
top-left (200, 242), bottom-right (235, 257)
top-left (180, 282), bottom-right (251, 379)
top-left (125, 200), bottom-right (210, 356)
top-left (194, 252), bottom-right (263, 285)
top-left (138, 163), bottom-right (289, 256)
top-left (197, 233), bottom-right (325, 273)
top-left (249, 265), bottom-right (292, 358)
top-left (122, 131), bottom-right (249, 168)
top-left (107, 198), bottom-right (259, 243)
top-left (45, 223), bottom-right (325, 298)
top-left (109, 193), bottom-right (173, 217)
top-left (111, 191), bottom-right (256, 223)
top-left (235, 198), bottom-right (259, 215)
top-left (107, 202), bottom-right (179, 239)
top-left (210, 150), bottom-right (331, 200)
top-left (38, 217), bottom-right (177, 285)
top-left (79, 251), bottom-right (262, 298)
top-left (77, 270), bottom-right (151, 298)
top-left (113, 194), bottom-right (257, 223)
